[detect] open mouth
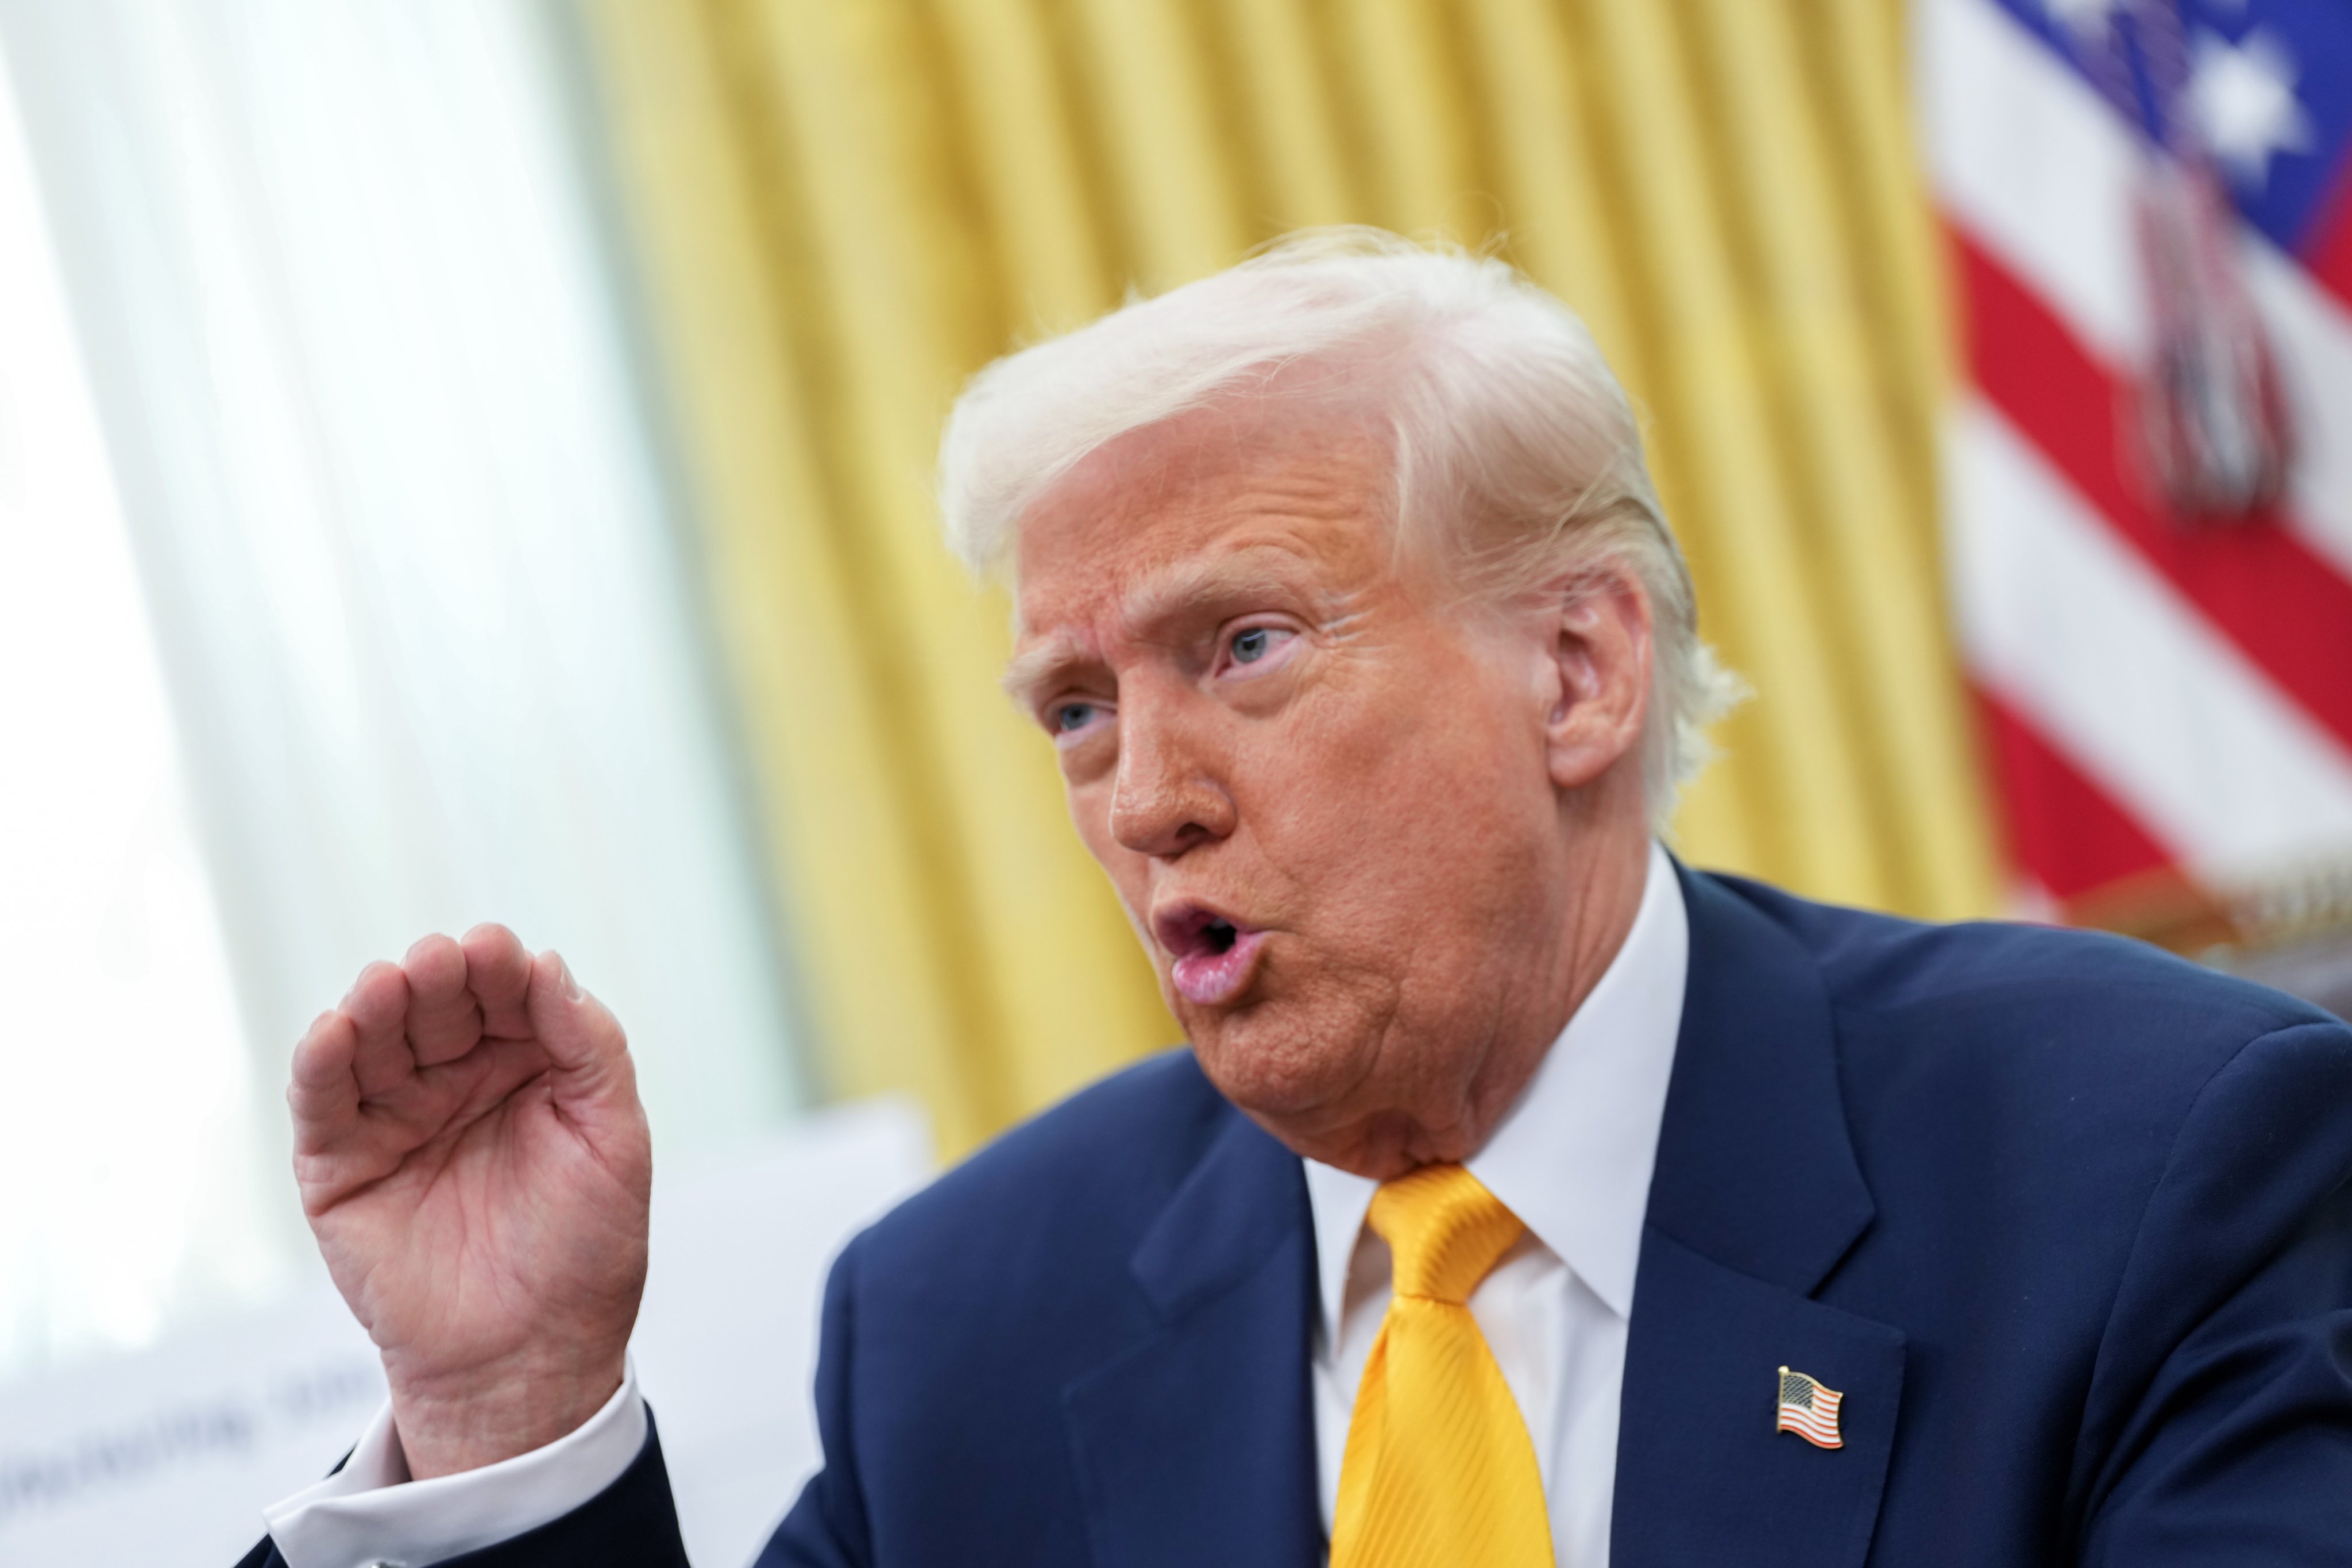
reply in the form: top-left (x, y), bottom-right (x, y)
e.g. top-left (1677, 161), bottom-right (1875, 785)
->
top-left (1152, 901), bottom-right (1268, 1008)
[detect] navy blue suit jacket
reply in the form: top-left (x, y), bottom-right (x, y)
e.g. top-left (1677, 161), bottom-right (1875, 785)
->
top-left (242, 868), bottom-right (2352, 1566)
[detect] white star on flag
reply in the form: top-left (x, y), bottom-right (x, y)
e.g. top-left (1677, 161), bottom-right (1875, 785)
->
top-left (2192, 26), bottom-right (2315, 189)
top-left (2044, 0), bottom-right (2119, 36)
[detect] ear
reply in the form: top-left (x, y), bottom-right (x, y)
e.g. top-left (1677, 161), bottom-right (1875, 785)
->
top-left (1538, 573), bottom-right (1653, 793)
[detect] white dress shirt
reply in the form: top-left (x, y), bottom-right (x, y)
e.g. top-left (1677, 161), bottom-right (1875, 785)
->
top-left (264, 1361), bottom-right (646, 1568)
top-left (265, 843), bottom-right (1687, 1568)
top-left (1304, 840), bottom-right (1685, 1567)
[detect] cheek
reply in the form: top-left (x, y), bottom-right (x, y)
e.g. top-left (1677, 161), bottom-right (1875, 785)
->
top-left (1238, 676), bottom-right (1552, 974)
top-left (1066, 778), bottom-right (1152, 912)
top-left (1258, 672), bottom-right (1538, 870)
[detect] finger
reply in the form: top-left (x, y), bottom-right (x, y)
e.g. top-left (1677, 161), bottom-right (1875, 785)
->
top-left (527, 949), bottom-right (631, 1092)
top-left (287, 1009), bottom-right (361, 1151)
top-left (345, 959), bottom-right (415, 1098)
top-left (443, 1032), bottom-right (561, 1126)
top-left (403, 933), bottom-right (482, 1068)
top-left (460, 922), bottom-right (534, 1041)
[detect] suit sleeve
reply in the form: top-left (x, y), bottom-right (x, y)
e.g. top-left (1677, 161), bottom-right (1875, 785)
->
top-left (428, 1421), bottom-right (692, 1567)
top-left (235, 1230), bottom-right (885, 1568)
top-left (231, 1413), bottom-right (692, 1568)
top-left (2076, 1017), bottom-right (2352, 1564)
top-left (758, 1232), bottom-right (877, 1568)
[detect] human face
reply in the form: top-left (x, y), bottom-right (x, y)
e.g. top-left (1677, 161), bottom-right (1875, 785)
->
top-left (1006, 400), bottom-right (1651, 1175)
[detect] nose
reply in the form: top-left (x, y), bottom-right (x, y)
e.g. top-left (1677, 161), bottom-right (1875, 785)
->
top-left (1109, 693), bottom-right (1236, 859)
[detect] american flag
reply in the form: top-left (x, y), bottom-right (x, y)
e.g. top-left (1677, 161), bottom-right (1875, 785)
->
top-left (1920, 0), bottom-right (2352, 934)
top-left (1776, 1366), bottom-right (1845, 1450)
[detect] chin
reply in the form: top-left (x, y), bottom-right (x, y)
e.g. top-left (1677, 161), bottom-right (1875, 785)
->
top-left (1183, 997), bottom-right (1372, 1127)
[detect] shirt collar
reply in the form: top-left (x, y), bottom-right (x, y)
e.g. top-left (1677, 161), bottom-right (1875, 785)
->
top-left (1301, 841), bottom-right (1689, 1339)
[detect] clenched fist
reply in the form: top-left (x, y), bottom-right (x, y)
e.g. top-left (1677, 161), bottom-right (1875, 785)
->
top-left (289, 925), bottom-right (650, 1478)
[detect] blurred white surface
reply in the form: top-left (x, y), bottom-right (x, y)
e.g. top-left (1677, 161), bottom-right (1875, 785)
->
top-left (638, 1099), bottom-right (931, 1566)
top-left (0, 1098), bottom-right (932, 1568)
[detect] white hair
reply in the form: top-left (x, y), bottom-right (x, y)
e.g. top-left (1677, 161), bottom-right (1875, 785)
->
top-left (937, 227), bottom-right (1743, 821)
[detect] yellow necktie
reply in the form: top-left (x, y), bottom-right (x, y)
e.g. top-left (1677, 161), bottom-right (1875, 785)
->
top-left (1329, 1163), bottom-right (1553, 1568)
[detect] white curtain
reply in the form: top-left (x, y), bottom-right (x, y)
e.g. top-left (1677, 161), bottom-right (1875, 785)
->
top-left (0, 0), bottom-right (805, 1362)
top-left (0, 49), bottom-right (280, 1373)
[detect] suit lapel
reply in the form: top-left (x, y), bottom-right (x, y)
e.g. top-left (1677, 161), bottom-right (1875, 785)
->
top-left (1063, 872), bottom-right (1907, 1568)
top-left (1612, 870), bottom-right (1907, 1568)
top-left (1063, 1103), bottom-right (1323, 1568)
top-left (1614, 1231), bottom-right (1906, 1568)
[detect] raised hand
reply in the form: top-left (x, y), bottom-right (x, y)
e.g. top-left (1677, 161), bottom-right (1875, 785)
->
top-left (288, 925), bottom-right (651, 1478)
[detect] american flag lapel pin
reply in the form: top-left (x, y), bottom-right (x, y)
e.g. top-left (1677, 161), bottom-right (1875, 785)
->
top-left (1776, 1366), bottom-right (1843, 1449)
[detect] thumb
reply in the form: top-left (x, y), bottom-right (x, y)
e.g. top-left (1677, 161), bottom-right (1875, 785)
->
top-left (527, 950), bottom-right (632, 1095)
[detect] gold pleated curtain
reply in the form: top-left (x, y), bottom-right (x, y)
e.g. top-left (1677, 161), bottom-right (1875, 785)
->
top-left (565, 0), bottom-right (1996, 1153)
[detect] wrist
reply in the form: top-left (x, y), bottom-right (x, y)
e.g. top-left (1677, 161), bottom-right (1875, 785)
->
top-left (385, 1346), bottom-right (628, 1479)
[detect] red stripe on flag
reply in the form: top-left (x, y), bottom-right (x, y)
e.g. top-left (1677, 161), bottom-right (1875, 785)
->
top-left (1974, 688), bottom-right (2176, 901)
top-left (1955, 230), bottom-right (2352, 751)
top-left (1777, 1412), bottom-right (1841, 1448)
top-left (2298, 164), bottom-right (2352, 317)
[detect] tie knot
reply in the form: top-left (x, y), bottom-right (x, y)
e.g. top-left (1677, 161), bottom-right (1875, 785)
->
top-left (1366, 1164), bottom-right (1525, 1306)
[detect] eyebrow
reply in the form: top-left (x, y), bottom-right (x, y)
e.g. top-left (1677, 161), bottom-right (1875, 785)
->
top-left (1001, 548), bottom-right (1315, 710)
top-left (1123, 550), bottom-right (1304, 631)
top-left (1001, 632), bottom-right (1094, 709)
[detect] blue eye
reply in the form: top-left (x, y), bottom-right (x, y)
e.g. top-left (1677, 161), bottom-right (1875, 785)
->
top-left (1231, 628), bottom-right (1274, 665)
top-left (1054, 702), bottom-right (1098, 734)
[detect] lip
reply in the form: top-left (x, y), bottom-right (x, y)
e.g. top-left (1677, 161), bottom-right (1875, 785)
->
top-left (1152, 899), bottom-right (1268, 1009)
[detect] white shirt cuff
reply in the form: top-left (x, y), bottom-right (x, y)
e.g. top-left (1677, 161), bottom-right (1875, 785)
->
top-left (261, 1359), bottom-right (648, 1568)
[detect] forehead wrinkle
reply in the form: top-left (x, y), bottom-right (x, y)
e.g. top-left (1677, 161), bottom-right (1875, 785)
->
top-left (1115, 538), bottom-right (1338, 639)
top-left (1008, 530), bottom-right (1385, 704)
top-left (1006, 458), bottom-right (1389, 700)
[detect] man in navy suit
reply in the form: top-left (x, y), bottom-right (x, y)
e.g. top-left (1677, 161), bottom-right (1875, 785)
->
top-left (246, 233), bottom-right (2352, 1567)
